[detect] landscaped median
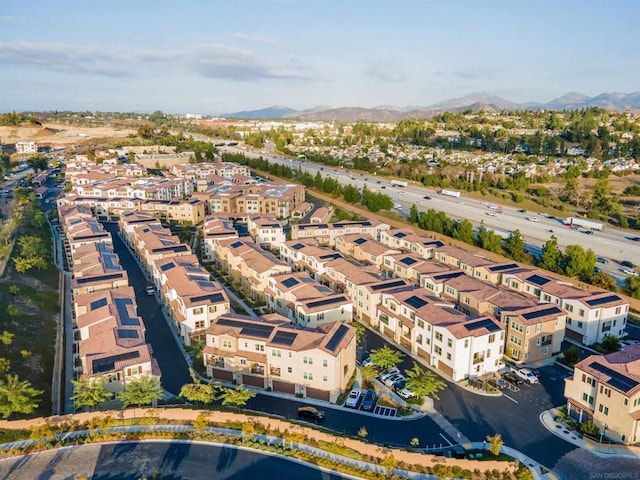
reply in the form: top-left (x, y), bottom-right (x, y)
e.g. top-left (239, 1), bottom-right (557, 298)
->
top-left (0, 408), bottom-right (526, 480)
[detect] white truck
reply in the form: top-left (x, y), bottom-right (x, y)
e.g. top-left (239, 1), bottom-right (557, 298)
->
top-left (440, 188), bottom-right (461, 198)
top-left (564, 217), bottom-right (604, 231)
top-left (390, 180), bottom-right (408, 187)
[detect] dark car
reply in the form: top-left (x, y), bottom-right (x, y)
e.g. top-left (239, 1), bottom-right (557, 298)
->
top-left (423, 195), bottom-right (432, 200)
top-left (621, 260), bottom-right (635, 269)
top-left (297, 406), bottom-right (325, 422)
top-left (503, 371), bottom-right (524, 385)
top-left (596, 257), bottom-right (608, 264)
top-left (361, 389), bottom-right (376, 411)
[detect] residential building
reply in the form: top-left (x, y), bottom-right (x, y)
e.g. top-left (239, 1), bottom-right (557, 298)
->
top-left (247, 216), bottom-right (286, 251)
top-left (292, 219), bottom-right (390, 246)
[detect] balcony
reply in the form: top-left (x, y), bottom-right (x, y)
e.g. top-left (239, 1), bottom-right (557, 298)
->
top-left (206, 356), bottom-right (224, 368)
top-left (250, 363), bottom-right (265, 376)
top-left (472, 353), bottom-right (485, 365)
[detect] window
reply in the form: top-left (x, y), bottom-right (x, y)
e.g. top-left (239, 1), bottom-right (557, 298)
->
top-left (194, 320), bottom-right (205, 329)
top-left (255, 344), bottom-right (264, 352)
top-left (434, 346), bottom-right (442, 355)
top-left (271, 349), bottom-right (281, 357)
top-left (222, 339), bottom-right (232, 349)
top-left (323, 359), bottom-right (328, 367)
top-left (240, 359), bottom-right (247, 365)
top-left (464, 339), bottom-right (469, 348)
top-left (488, 334), bottom-right (495, 343)
top-left (582, 393), bottom-right (589, 402)
top-left (323, 375), bottom-right (328, 382)
top-left (447, 339), bottom-right (452, 347)
top-left (287, 367), bottom-right (292, 373)
top-left (624, 398), bottom-right (629, 406)
top-left (303, 372), bottom-right (313, 380)
top-left (579, 309), bottom-right (585, 317)
top-left (417, 319), bottom-right (424, 328)
top-left (303, 356), bottom-right (313, 365)
top-left (435, 332), bottom-right (443, 341)
top-left (446, 353), bottom-right (451, 360)
top-left (193, 307), bottom-right (204, 315)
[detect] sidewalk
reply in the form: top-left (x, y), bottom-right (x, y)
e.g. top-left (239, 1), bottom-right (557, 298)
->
top-left (540, 407), bottom-right (640, 460)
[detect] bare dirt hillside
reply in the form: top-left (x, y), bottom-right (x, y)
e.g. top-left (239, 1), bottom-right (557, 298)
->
top-left (0, 124), bottom-right (136, 145)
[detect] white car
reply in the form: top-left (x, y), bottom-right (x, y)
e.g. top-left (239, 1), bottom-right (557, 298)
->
top-left (379, 368), bottom-right (400, 381)
top-left (398, 388), bottom-right (415, 399)
top-left (383, 373), bottom-right (404, 387)
top-left (515, 368), bottom-right (539, 384)
top-left (345, 388), bottom-right (361, 408)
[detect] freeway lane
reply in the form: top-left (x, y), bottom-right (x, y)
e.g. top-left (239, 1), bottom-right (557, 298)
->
top-left (223, 146), bottom-right (640, 281)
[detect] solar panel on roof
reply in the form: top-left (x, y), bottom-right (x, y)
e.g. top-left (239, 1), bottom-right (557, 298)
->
top-left (240, 326), bottom-right (274, 338)
top-left (394, 232), bottom-right (407, 238)
top-left (585, 295), bottom-right (621, 307)
top-left (589, 361), bottom-right (638, 393)
top-left (160, 262), bottom-right (175, 271)
top-left (465, 318), bottom-right (501, 333)
top-left (90, 297), bottom-right (108, 311)
top-left (527, 274), bottom-right (551, 286)
top-left (114, 298), bottom-right (140, 326)
top-left (326, 324), bottom-right (350, 352)
top-left (490, 263), bottom-right (519, 272)
top-left (434, 271), bottom-right (464, 280)
top-left (117, 329), bottom-right (140, 339)
top-left (306, 296), bottom-right (347, 309)
top-left (406, 295), bottom-right (427, 309)
top-left (75, 273), bottom-right (124, 284)
top-left (353, 238), bottom-right (367, 245)
top-left (230, 241), bottom-right (243, 248)
top-left (103, 254), bottom-right (121, 271)
top-left (190, 292), bottom-right (225, 304)
top-left (291, 243), bottom-right (306, 250)
top-left (371, 280), bottom-right (405, 291)
top-left (400, 257), bottom-right (417, 266)
top-left (271, 331), bottom-right (297, 346)
top-left (521, 306), bottom-right (562, 321)
top-left (92, 351), bottom-right (140, 373)
top-left (282, 277), bottom-right (300, 288)
top-left (197, 280), bottom-right (216, 289)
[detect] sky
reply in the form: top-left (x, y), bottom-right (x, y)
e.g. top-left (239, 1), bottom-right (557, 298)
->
top-left (1, 0), bottom-right (639, 115)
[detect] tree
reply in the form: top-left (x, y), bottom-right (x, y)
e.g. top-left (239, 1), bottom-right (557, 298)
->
top-left (589, 271), bottom-right (618, 291)
top-left (474, 225), bottom-right (502, 253)
top-left (0, 358), bottom-right (10, 376)
top-left (404, 362), bottom-right (447, 400)
top-left (602, 335), bottom-right (621, 353)
top-left (357, 426), bottom-right (368, 438)
top-left (502, 229), bottom-right (527, 261)
top-left (624, 275), bottom-right (640, 300)
top-left (369, 345), bottom-right (404, 370)
top-left (26, 155), bottom-right (48, 173)
top-left (561, 244), bottom-right (596, 278)
top-left (563, 346), bottom-right (580, 365)
top-left (359, 364), bottom-right (377, 388)
top-left (452, 219), bottom-right (474, 244)
top-left (0, 331), bottom-right (13, 353)
top-left (537, 235), bottom-right (561, 272)
top-left (192, 413), bottom-right (210, 431)
top-left (72, 375), bottom-right (110, 411)
top-left (179, 372), bottom-right (216, 407)
top-left (381, 454), bottom-right (397, 476)
top-left (117, 376), bottom-right (163, 414)
top-left (6, 304), bottom-right (18, 319)
top-left (486, 433), bottom-right (503, 456)
top-left (218, 386), bottom-right (256, 408)
top-left (409, 204), bottom-right (419, 224)
top-left (0, 374), bottom-right (42, 418)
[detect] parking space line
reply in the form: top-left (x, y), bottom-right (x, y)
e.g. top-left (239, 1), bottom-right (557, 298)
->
top-left (439, 433), bottom-right (453, 446)
top-left (504, 394), bottom-right (519, 403)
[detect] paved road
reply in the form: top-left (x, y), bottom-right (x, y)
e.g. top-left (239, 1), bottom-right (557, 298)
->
top-left (0, 442), bottom-right (351, 480)
top-left (104, 222), bottom-right (192, 396)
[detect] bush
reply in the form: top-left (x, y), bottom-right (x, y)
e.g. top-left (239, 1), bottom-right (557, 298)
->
top-left (578, 420), bottom-right (600, 437)
top-left (562, 346), bottom-right (580, 365)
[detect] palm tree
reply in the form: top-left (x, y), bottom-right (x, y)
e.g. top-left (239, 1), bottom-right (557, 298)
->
top-left (404, 362), bottom-right (447, 400)
top-left (0, 374), bottom-right (43, 418)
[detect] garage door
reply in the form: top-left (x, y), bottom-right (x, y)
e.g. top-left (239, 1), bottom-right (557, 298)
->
top-left (382, 325), bottom-right (394, 340)
top-left (565, 328), bottom-right (584, 343)
top-left (437, 360), bottom-right (454, 378)
top-left (242, 374), bottom-right (265, 388)
top-left (272, 380), bottom-right (296, 394)
top-left (212, 369), bottom-right (233, 381)
top-left (306, 387), bottom-right (330, 401)
top-left (417, 347), bottom-right (430, 363)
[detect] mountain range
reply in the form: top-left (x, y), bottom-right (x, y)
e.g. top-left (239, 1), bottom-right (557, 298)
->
top-left (223, 91), bottom-right (640, 121)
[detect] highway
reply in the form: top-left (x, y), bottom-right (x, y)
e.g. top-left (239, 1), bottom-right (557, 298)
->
top-left (221, 145), bottom-right (640, 284)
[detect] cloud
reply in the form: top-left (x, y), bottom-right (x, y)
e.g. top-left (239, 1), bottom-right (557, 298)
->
top-left (0, 41), bottom-right (322, 82)
top-left (0, 41), bottom-right (132, 77)
top-left (232, 32), bottom-right (279, 45)
top-left (364, 62), bottom-right (406, 82)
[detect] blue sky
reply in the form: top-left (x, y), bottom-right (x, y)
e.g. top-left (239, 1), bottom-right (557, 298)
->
top-left (1, 0), bottom-right (639, 114)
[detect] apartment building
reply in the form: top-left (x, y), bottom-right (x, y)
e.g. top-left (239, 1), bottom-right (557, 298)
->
top-left (204, 313), bottom-right (356, 402)
top-left (265, 272), bottom-right (353, 328)
top-left (381, 252), bottom-right (452, 285)
top-left (118, 211), bottom-right (161, 248)
top-left (64, 218), bottom-right (112, 256)
top-left (321, 257), bottom-right (381, 294)
top-left (292, 219), bottom-right (390, 246)
top-left (279, 239), bottom-right (342, 281)
top-left (138, 198), bottom-right (206, 225)
top-left (376, 288), bottom-right (504, 380)
top-left (71, 242), bottom-right (129, 296)
top-left (16, 141), bottom-right (37, 154)
top-left (350, 277), bottom-right (412, 326)
top-left (334, 233), bottom-right (401, 268)
top-left (434, 245), bottom-right (496, 276)
top-left (171, 162), bottom-right (251, 179)
top-left (130, 223), bottom-right (191, 276)
top-left (379, 229), bottom-right (443, 258)
top-left (564, 344), bottom-right (640, 444)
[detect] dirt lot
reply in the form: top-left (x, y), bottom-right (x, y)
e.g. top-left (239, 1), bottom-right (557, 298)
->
top-left (0, 124), bottom-right (135, 147)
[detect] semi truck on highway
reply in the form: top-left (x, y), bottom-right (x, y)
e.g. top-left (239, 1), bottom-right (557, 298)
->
top-left (390, 180), bottom-right (408, 187)
top-left (564, 217), bottom-right (604, 231)
top-left (439, 189), bottom-right (461, 198)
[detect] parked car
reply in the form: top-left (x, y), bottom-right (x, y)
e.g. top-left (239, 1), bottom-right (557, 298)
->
top-left (297, 406), bottom-right (325, 422)
top-left (503, 371), bottom-right (523, 385)
top-left (345, 389), bottom-right (361, 408)
top-left (392, 378), bottom-right (407, 390)
top-left (398, 388), bottom-right (415, 399)
top-left (515, 368), bottom-right (539, 384)
top-left (379, 368), bottom-right (400, 381)
top-left (383, 373), bottom-right (404, 387)
top-left (361, 389), bottom-right (376, 411)
top-left (488, 378), bottom-right (507, 389)
top-left (145, 284), bottom-right (156, 296)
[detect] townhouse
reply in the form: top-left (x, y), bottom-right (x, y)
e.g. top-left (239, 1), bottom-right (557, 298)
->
top-left (379, 229), bottom-right (444, 259)
top-left (130, 223), bottom-right (192, 276)
top-left (502, 269), bottom-right (629, 345)
top-left (376, 288), bottom-right (504, 380)
top-left (247, 215), bottom-right (286, 251)
top-left (334, 233), bottom-right (401, 268)
top-left (213, 238), bottom-right (291, 301)
top-left (350, 277), bottom-right (413, 326)
top-left (292, 219), bottom-right (390, 246)
top-left (279, 239), bottom-right (342, 282)
top-left (265, 272), bottom-right (353, 328)
top-left (564, 344), bottom-right (640, 444)
top-left (321, 257), bottom-right (381, 295)
top-left (64, 218), bottom-right (112, 256)
top-left (433, 245), bottom-right (496, 277)
top-left (202, 215), bottom-right (239, 263)
top-left (381, 252), bottom-right (452, 285)
top-left (204, 313), bottom-right (356, 402)
top-left (70, 242), bottom-right (129, 296)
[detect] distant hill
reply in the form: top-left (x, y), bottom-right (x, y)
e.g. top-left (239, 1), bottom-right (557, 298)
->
top-left (223, 91), bottom-right (640, 121)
